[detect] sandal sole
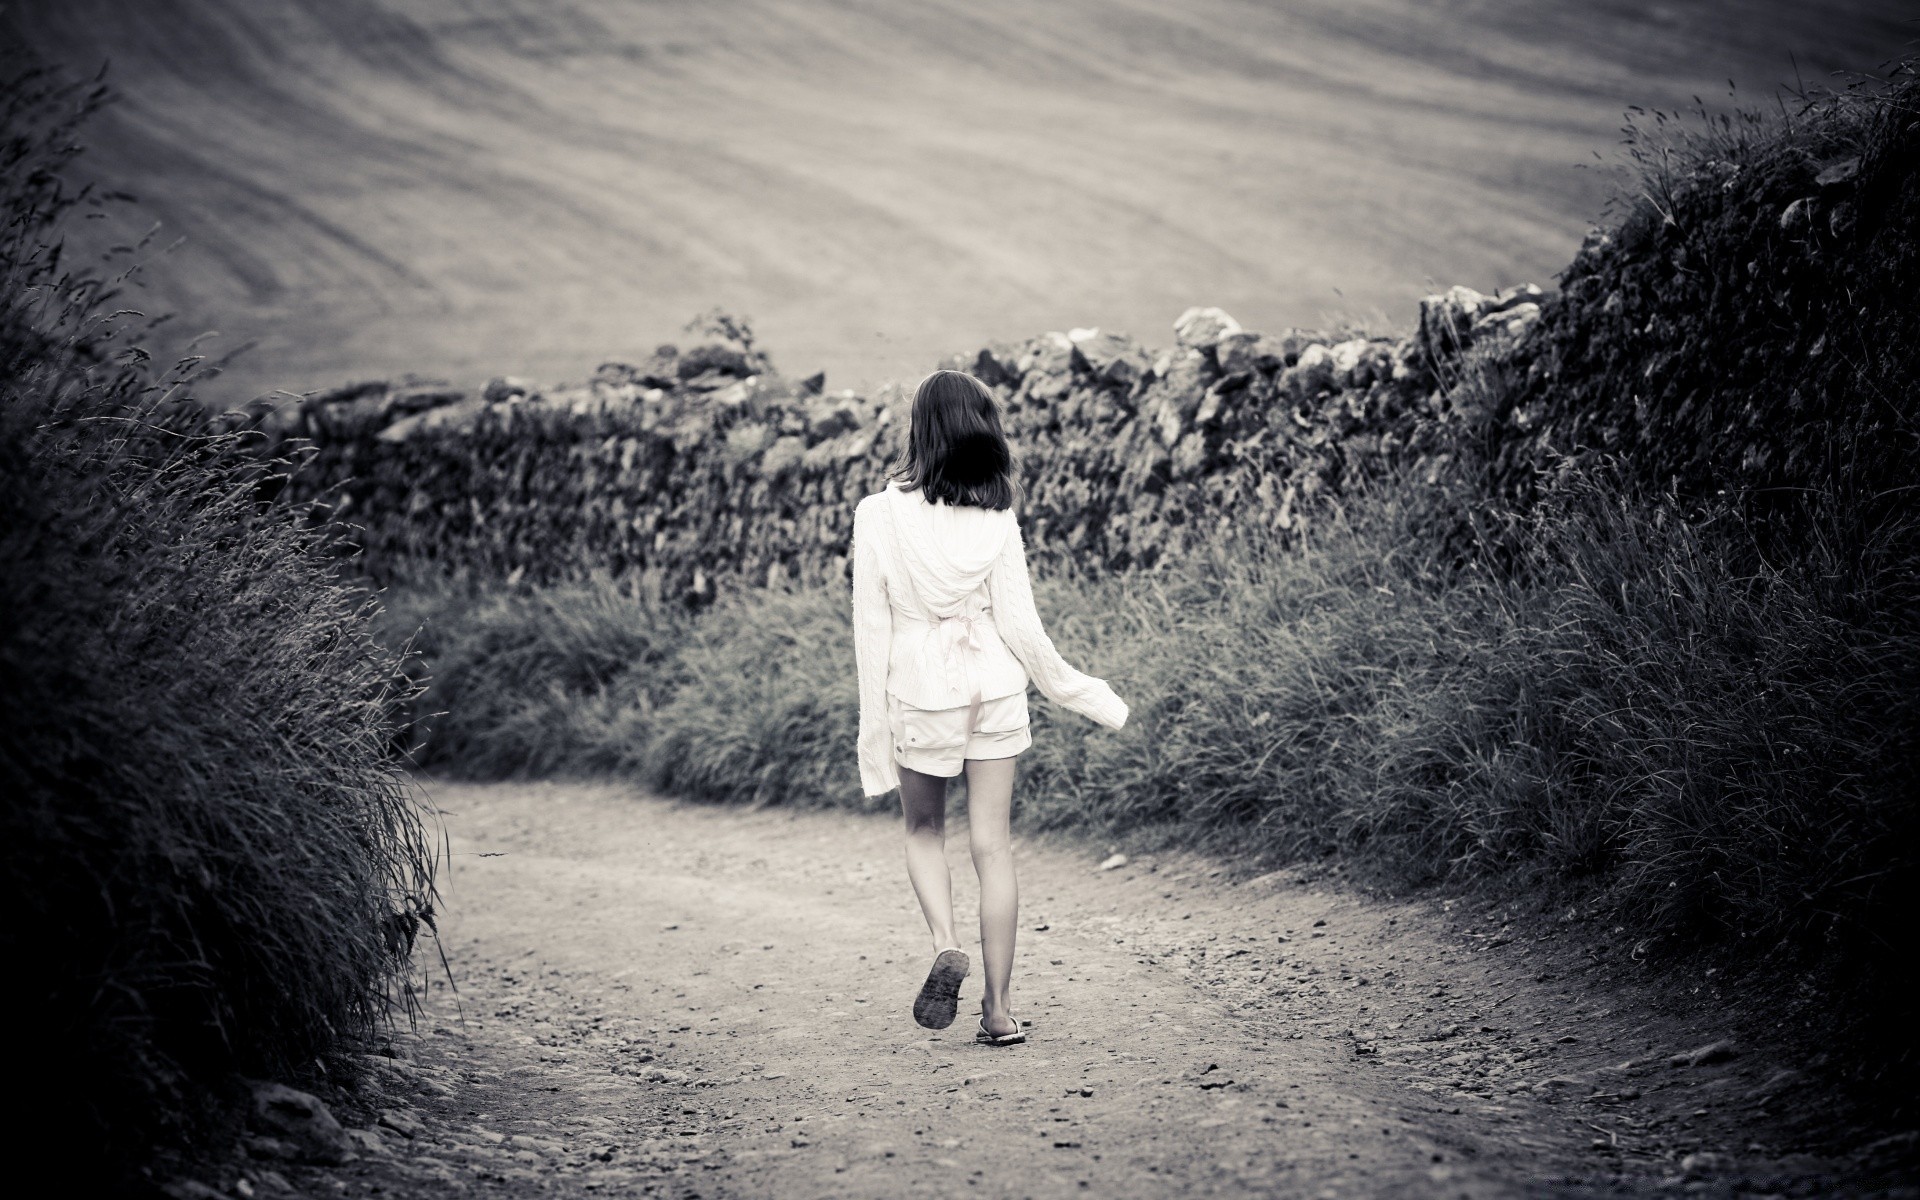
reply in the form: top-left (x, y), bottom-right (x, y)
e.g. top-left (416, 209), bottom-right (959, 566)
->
top-left (913, 949), bottom-right (970, 1029)
top-left (975, 1021), bottom-right (1027, 1045)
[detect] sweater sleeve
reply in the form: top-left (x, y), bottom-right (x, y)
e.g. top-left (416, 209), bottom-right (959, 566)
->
top-left (851, 498), bottom-right (901, 797)
top-left (987, 515), bottom-right (1129, 730)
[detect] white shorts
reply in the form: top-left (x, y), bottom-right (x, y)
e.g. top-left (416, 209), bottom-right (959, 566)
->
top-left (888, 690), bottom-right (1033, 778)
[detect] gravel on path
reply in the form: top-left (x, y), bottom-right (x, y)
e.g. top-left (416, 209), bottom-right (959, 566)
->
top-left (225, 779), bottom-right (1896, 1200)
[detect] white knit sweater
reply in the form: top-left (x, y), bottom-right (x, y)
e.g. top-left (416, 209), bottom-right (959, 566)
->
top-left (851, 480), bottom-right (1129, 796)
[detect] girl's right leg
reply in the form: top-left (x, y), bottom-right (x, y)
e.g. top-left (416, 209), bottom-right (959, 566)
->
top-left (898, 763), bottom-right (959, 951)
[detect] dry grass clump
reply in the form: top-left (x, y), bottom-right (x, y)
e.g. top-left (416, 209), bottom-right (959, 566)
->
top-left (383, 572), bottom-right (691, 779)
top-left (0, 62), bottom-right (438, 1178)
top-left (638, 587), bottom-right (873, 809)
top-left (379, 575), bottom-right (876, 810)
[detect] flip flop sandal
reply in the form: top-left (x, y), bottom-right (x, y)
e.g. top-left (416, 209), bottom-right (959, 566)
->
top-left (913, 948), bottom-right (970, 1029)
top-left (975, 1014), bottom-right (1027, 1046)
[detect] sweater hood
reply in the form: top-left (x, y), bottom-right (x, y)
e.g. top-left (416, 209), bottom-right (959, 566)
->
top-left (881, 481), bottom-right (1014, 615)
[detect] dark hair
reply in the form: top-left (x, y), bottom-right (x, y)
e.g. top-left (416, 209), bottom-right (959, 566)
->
top-left (892, 370), bottom-right (1014, 509)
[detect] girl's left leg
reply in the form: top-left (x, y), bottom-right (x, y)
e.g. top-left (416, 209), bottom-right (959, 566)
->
top-left (963, 755), bottom-right (1019, 1037)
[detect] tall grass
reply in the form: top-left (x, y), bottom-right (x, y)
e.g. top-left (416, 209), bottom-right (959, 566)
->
top-left (379, 574), bottom-right (877, 809)
top-left (384, 573), bottom-right (691, 779)
top-left (0, 60), bottom-right (439, 1178)
top-left (386, 464), bottom-right (1915, 989)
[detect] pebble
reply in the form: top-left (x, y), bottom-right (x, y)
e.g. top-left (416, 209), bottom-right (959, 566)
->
top-left (1681, 1150), bottom-right (1735, 1179)
top-left (1670, 1040), bottom-right (1736, 1067)
top-left (246, 1081), bottom-right (353, 1165)
top-left (509, 1133), bottom-right (566, 1156)
top-left (1815, 157), bottom-right (1861, 187)
top-left (243, 1135), bottom-right (295, 1161)
top-left (378, 1108), bottom-right (426, 1139)
top-left (344, 1129), bottom-right (390, 1156)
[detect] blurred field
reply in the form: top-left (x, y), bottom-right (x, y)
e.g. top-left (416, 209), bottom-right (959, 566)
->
top-left (9, 0), bottom-right (1911, 404)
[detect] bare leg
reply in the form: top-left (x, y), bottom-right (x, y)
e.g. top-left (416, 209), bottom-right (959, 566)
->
top-left (964, 755), bottom-right (1019, 1036)
top-left (899, 764), bottom-right (960, 952)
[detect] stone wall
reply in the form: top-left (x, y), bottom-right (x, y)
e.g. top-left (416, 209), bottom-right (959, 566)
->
top-left (227, 295), bottom-right (1546, 598)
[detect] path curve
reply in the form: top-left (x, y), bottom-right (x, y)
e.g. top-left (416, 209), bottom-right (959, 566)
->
top-left (257, 780), bottom-right (1877, 1199)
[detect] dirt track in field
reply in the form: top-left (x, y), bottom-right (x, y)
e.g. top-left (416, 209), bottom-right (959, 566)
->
top-left (212, 778), bottom-right (1905, 1200)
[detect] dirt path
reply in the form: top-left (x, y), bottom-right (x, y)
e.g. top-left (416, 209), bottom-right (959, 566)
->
top-left (241, 780), bottom-right (1899, 1199)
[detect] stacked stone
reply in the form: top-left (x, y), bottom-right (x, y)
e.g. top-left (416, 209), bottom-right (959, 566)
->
top-left (233, 290), bottom-right (1544, 597)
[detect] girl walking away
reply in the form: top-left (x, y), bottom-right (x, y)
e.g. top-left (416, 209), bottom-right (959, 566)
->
top-left (851, 370), bottom-right (1129, 1046)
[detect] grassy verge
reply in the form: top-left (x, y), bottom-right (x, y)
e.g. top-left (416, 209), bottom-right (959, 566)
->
top-left (380, 462), bottom-right (1915, 1039)
top-left (0, 61), bottom-right (439, 1180)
